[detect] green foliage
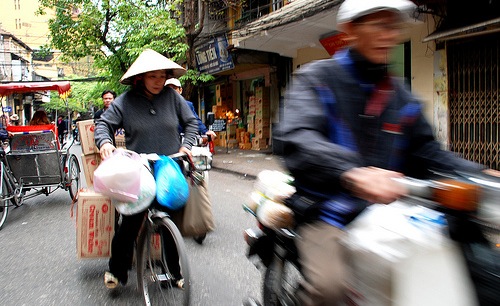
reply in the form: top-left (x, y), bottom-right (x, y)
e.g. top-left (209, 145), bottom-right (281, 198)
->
top-left (37, 0), bottom-right (190, 89)
top-left (37, 0), bottom-right (216, 108)
top-left (180, 70), bottom-right (215, 87)
top-left (42, 78), bottom-right (98, 114)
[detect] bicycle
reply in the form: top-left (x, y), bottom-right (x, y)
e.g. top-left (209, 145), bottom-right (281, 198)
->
top-left (135, 152), bottom-right (192, 306)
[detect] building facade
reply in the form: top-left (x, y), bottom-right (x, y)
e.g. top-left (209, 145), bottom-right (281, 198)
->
top-left (0, 29), bottom-right (34, 124)
top-left (193, 0), bottom-right (499, 170)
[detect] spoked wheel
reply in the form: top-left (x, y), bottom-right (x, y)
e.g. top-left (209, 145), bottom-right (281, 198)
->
top-left (263, 256), bottom-right (301, 306)
top-left (137, 216), bottom-right (190, 306)
top-left (0, 178), bottom-right (9, 231)
top-left (67, 154), bottom-right (80, 200)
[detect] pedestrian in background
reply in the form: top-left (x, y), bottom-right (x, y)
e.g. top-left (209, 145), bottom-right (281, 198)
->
top-left (9, 114), bottom-right (19, 126)
top-left (165, 78), bottom-right (216, 140)
top-left (56, 115), bottom-right (67, 144)
top-left (29, 109), bottom-right (51, 125)
top-left (94, 90), bottom-right (117, 120)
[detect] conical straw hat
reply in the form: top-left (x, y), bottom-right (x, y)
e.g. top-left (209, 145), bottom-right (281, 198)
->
top-left (120, 49), bottom-right (186, 85)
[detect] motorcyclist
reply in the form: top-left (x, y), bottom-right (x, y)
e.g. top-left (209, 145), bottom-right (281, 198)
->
top-left (276, 0), bottom-right (500, 305)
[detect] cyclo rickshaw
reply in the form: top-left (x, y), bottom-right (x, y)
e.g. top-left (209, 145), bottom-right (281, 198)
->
top-left (0, 81), bottom-right (81, 230)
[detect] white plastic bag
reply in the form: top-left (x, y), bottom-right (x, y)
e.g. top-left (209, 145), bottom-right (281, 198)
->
top-left (112, 161), bottom-right (156, 215)
top-left (191, 145), bottom-right (212, 171)
top-left (93, 148), bottom-right (143, 202)
top-left (254, 170), bottom-right (295, 203)
top-left (342, 202), bottom-right (478, 306)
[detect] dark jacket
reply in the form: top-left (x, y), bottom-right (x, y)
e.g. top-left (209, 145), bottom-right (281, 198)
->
top-left (94, 87), bottom-right (198, 155)
top-left (277, 48), bottom-right (484, 225)
top-left (178, 100), bottom-right (208, 135)
top-left (94, 109), bottom-right (105, 120)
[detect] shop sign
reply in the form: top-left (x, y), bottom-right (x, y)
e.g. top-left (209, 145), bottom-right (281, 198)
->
top-left (196, 35), bottom-right (234, 74)
top-left (211, 119), bottom-right (227, 132)
top-left (2, 106), bottom-right (12, 112)
top-left (319, 32), bottom-right (348, 56)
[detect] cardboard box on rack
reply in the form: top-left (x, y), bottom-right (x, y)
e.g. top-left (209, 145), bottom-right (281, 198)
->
top-left (77, 119), bottom-right (96, 155)
top-left (81, 153), bottom-right (102, 188)
top-left (76, 191), bottom-right (115, 259)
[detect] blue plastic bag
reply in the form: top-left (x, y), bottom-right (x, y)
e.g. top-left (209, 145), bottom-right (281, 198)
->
top-left (154, 155), bottom-right (189, 210)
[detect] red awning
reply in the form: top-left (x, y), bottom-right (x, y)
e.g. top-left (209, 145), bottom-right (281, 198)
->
top-left (0, 81), bottom-right (71, 97)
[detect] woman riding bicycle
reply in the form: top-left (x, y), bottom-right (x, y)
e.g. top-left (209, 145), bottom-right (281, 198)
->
top-left (94, 49), bottom-right (198, 289)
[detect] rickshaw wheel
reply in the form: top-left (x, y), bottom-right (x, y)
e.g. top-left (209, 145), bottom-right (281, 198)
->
top-left (67, 154), bottom-right (80, 201)
top-left (0, 181), bottom-right (9, 231)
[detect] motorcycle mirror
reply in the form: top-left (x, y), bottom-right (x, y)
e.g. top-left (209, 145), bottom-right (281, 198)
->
top-left (206, 112), bottom-right (215, 126)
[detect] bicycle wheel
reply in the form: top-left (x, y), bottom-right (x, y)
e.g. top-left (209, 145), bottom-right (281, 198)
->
top-left (137, 216), bottom-right (190, 306)
top-left (263, 255), bottom-right (301, 306)
top-left (0, 171), bottom-right (9, 231)
top-left (67, 154), bottom-right (80, 200)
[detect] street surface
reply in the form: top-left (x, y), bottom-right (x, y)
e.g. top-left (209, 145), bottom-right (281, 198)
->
top-left (0, 143), bottom-right (263, 306)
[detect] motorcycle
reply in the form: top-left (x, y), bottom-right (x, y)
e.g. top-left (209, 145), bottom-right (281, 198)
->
top-left (244, 172), bottom-right (500, 306)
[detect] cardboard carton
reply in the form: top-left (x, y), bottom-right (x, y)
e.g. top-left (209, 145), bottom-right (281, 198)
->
top-left (252, 137), bottom-right (268, 150)
top-left (76, 191), bottom-right (114, 259)
top-left (257, 127), bottom-right (271, 139)
top-left (77, 119), bottom-right (96, 155)
top-left (115, 128), bottom-right (126, 149)
top-left (81, 153), bottom-right (102, 188)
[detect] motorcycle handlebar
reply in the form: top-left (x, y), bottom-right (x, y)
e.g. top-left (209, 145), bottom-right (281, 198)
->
top-left (393, 176), bottom-right (482, 212)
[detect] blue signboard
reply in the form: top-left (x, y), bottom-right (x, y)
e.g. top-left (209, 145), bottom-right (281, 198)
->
top-left (3, 106), bottom-right (12, 112)
top-left (195, 35), bottom-right (234, 74)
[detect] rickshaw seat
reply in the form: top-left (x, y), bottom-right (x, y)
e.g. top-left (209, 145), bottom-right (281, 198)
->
top-left (5, 125), bottom-right (62, 186)
top-left (7, 124), bottom-right (60, 152)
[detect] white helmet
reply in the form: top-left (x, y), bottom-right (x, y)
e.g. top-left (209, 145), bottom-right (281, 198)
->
top-left (165, 78), bottom-right (182, 88)
top-left (337, 0), bottom-right (416, 24)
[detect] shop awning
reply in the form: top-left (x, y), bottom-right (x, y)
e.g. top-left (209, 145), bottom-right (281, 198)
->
top-left (423, 17), bottom-right (500, 42)
top-left (0, 81), bottom-right (71, 98)
top-left (232, 0), bottom-right (343, 58)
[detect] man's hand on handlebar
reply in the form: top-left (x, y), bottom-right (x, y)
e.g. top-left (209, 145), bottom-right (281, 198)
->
top-left (99, 142), bottom-right (116, 160)
top-left (341, 166), bottom-right (408, 204)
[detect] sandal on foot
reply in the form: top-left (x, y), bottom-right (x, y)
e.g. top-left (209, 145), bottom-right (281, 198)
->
top-left (104, 271), bottom-right (119, 289)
